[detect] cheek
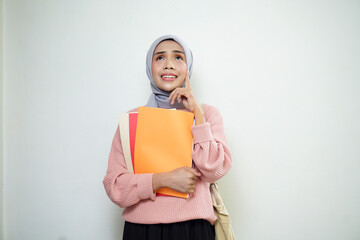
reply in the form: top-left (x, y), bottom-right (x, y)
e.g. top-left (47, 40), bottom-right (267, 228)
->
top-left (177, 63), bottom-right (188, 75)
top-left (151, 62), bottom-right (160, 75)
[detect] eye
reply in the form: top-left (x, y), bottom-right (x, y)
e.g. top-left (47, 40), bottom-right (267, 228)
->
top-left (175, 56), bottom-right (183, 61)
top-left (156, 56), bottom-right (164, 61)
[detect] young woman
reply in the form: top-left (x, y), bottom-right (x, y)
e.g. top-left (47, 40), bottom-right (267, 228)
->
top-left (103, 34), bottom-right (232, 240)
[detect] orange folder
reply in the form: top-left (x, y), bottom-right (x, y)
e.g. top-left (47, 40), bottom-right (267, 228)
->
top-left (134, 107), bottom-right (194, 198)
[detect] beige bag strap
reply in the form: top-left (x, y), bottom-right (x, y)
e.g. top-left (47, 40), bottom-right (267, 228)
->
top-left (200, 104), bottom-right (205, 113)
top-left (118, 113), bottom-right (134, 174)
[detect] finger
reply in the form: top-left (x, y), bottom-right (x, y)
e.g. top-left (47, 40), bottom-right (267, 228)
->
top-left (169, 88), bottom-right (177, 100)
top-left (169, 90), bottom-right (179, 105)
top-left (171, 89), bottom-right (184, 104)
top-left (184, 167), bottom-right (201, 176)
top-left (169, 88), bottom-right (180, 102)
top-left (184, 70), bottom-right (190, 88)
top-left (171, 92), bottom-right (179, 105)
top-left (170, 94), bottom-right (176, 105)
top-left (168, 89), bottom-right (176, 103)
top-left (177, 94), bottom-right (182, 103)
top-left (187, 183), bottom-right (195, 191)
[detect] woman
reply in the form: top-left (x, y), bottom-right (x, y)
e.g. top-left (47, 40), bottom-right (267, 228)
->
top-left (103, 34), bottom-right (232, 240)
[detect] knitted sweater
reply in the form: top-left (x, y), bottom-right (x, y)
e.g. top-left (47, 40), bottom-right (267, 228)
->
top-left (103, 104), bottom-right (232, 225)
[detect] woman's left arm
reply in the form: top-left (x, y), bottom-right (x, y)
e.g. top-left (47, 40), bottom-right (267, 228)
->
top-left (169, 72), bottom-right (232, 182)
top-left (191, 104), bottom-right (233, 183)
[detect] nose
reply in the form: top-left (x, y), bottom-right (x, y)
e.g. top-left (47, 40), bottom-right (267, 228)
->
top-left (164, 59), bottom-right (175, 70)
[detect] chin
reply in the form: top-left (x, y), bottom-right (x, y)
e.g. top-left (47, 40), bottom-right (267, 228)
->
top-left (156, 81), bottom-right (184, 92)
top-left (159, 86), bottom-right (177, 92)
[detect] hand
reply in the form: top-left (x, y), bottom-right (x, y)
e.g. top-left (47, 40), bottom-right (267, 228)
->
top-left (168, 71), bottom-right (199, 112)
top-left (167, 167), bottom-right (201, 194)
top-left (153, 167), bottom-right (201, 194)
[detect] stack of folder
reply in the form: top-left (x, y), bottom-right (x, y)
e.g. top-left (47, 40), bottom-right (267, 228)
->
top-left (118, 107), bottom-right (194, 198)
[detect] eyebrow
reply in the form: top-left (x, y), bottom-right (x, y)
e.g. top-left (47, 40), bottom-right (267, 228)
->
top-left (154, 50), bottom-right (185, 56)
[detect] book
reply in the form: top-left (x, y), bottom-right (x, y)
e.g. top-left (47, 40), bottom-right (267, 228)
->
top-left (134, 107), bottom-right (194, 198)
top-left (118, 107), bottom-right (194, 198)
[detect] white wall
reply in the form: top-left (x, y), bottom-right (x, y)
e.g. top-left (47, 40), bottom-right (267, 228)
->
top-left (1, 0), bottom-right (4, 239)
top-left (3, 0), bottom-right (360, 239)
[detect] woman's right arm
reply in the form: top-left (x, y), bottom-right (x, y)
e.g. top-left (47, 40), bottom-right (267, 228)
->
top-left (103, 126), bottom-right (156, 208)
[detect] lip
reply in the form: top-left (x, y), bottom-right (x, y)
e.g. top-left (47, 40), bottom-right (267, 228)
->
top-left (161, 73), bottom-right (177, 81)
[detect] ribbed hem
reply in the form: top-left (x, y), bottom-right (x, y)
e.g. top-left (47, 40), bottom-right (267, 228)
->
top-left (191, 122), bottom-right (214, 144)
top-left (137, 173), bottom-right (156, 200)
top-left (122, 179), bottom-right (218, 225)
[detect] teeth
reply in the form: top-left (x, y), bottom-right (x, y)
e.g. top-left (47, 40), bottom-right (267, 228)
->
top-left (162, 75), bottom-right (176, 78)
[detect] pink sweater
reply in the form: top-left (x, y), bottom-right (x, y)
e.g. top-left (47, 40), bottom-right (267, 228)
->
top-left (103, 104), bottom-right (232, 225)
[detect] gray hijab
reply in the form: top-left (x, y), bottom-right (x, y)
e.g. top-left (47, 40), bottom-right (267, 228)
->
top-left (145, 34), bottom-right (193, 109)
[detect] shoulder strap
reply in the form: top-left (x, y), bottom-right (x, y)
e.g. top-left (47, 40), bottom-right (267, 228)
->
top-left (118, 113), bottom-right (134, 174)
top-left (200, 104), bottom-right (205, 114)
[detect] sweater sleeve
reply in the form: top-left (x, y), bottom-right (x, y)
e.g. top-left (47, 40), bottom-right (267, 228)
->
top-left (191, 104), bottom-right (232, 183)
top-left (103, 126), bottom-right (156, 208)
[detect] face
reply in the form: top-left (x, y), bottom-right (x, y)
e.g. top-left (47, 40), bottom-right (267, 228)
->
top-left (151, 40), bottom-right (187, 92)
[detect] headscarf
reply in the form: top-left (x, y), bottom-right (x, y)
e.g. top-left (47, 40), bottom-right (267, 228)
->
top-left (145, 34), bottom-right (193, 109)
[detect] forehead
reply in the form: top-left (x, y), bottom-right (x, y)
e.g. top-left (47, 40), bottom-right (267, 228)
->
top-left (154, 40), bottom-right (184, 53)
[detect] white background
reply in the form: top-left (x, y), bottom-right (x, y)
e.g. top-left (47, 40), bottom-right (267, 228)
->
top-left (2, 0), bottom-right (360, 239)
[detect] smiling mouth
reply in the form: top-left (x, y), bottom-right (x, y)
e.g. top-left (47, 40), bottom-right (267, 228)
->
top-left (161, 75), bottom-right (177, 81)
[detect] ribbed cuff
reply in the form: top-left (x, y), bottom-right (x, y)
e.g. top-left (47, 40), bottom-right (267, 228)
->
top-left (136, 173), bottom-right (156, 201)
top-left (191, 122), bottom-right (214, 144)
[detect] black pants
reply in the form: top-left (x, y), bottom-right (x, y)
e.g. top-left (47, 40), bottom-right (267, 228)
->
top-left (123, 219), bottom-right (215, 240)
